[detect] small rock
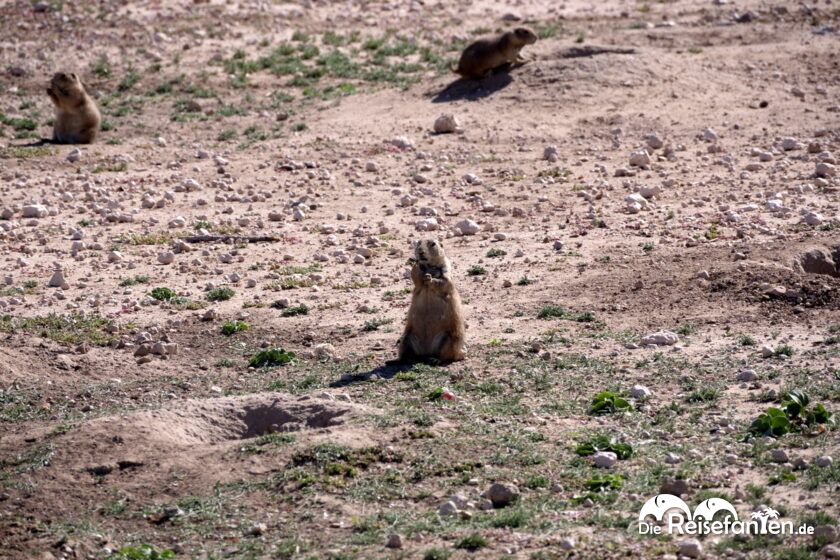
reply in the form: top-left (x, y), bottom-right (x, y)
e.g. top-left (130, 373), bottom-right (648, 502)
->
top-left (437, 501), bottom-right (459, 517)
top-left (433, 114), bottom-right (460, 134)
top-left (559, 538), bottom-right (575, 550)
top-left (815, 162), bottom-right (836, 178)
top-left (641, 330), bottom-right (679, 346)
top-left (485, 483), bottom-right (520, 508)
top-left (814, 455), bottom-right (833, 468)
top-left (736, 369), bottom-right (758, 382)
top-left (544, 145), bottom-right (559, 162)
top-left (157, 252), bottom-right (175, 265)
top-left (593, 451), bottom-right (618, 468)
top-left (678, 538), bottom-right (702, 558)
top-left (386, 533), bottom-right (404, 549)
top-left (67, 148), bottom-right (82, 163)
top-left (629, 149), bottom-right (651, 168)
top-left (760, 345), bottom-right (775, 358)
top-left (454, 219), bottom-right (480, 236)
top-left (771, 449), bottom-right (789, 463)
top-left (246, 523), bottom-right (267, 536)
top-left (630, 385), bottom-right (651, 400)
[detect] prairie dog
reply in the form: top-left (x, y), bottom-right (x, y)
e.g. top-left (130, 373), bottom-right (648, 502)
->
top-left (46, 72), bottom-right (101, 144)
top-left (454, 27), bottom-right (538, 80)
top-left (397, 239), bottom-right (466, 363)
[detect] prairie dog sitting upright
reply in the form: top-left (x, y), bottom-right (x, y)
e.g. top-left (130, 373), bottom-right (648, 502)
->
top-left (397, 239), bottom-right (466, 364)
top-left (454, 27), bottom-right (538, 80)
top-left (46, 72), bottom-right (101, 144)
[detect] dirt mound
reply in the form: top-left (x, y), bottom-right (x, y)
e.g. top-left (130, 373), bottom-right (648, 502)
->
top-left (88, 393), bottom-right (362, 446)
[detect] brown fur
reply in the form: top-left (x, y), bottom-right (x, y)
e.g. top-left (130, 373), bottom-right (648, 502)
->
top-left (397, 239), bottom-right (466, 363)
top-left (454, 27), bottom-right (538, 79)
top-left (46, 72), bottom-right (101, 144)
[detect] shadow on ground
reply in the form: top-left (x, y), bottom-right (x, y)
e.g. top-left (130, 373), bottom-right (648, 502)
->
top-left (431, 71), bottom-right (514, 103)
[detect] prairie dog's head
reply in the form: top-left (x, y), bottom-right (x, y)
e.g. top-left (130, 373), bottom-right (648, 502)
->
top-left (47, 72), bottom-right (88, 108)
top-left (509, 27), bottom-right (538, 46)
top-left (414, 238), bottom-right (448, 266)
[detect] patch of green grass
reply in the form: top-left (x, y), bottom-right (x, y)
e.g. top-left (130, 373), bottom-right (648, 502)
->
top-left (249, 348), bottom-right (295, 368)
top-left (118, 232), bottom-right (171, 245)
top-left (221, 320), bottom-right (250, 336)
top-left (774, 345), bottom-right (794, 357)
top-left (0, 114), bottom-right (37, 131)
top-left (686, 386), bottom-right (721, 403)
top-left (92, 55), bottom-right (112, 78)
top-left (206, 287), bottom-right (235, 301)
top-left (149, 287), bottom-right (176, 301)
top-left (0, 313), bottom-right (118, 346)
top-left (0, 146), bottom-right (53, 159)
top-left (280, 304), bottom-right (309, 317)
top-left (240, 433), bottom-right (295, 454)
top-left (516, 276), bottom-right (534, 286)
top-left (217, 128), bottom-right (237, 141)
top-left (117, 68), bottom-right (141, 91)
top-left (422, 549), bottom-right (451, 560)
top-left (362, 317), bottom-right (392, 332)
top-left (107, 545), bottom-right (175, 560)
top-left (676, 323), bottom-right (696, 336)
top-left (740, 334), bottom-right (756, 346)
top-left (704, 224), bottom-right (720, 240)
top-left (454, 533), bottom-right (486, 551)
top-left (486, 248), bottom-right (507, 258)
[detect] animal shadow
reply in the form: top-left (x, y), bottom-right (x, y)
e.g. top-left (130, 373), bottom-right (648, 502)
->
top-left (329, 361), bottom-right (415, 387)
top-left (432, 69), bottom-right (514, 103)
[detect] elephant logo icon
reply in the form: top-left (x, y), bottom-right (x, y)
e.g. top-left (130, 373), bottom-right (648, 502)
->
top-left (693, 498), bottom-right (739, 522)
top-left (638, 494), bottom-right (693, 522)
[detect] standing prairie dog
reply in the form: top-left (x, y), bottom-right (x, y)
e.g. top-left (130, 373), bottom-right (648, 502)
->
top-left (397, 239), bottom-right (466, 364)
top-left (46, 72), bottom-right (101, 144)
top-left (454, 27), bottom-right (538, 80)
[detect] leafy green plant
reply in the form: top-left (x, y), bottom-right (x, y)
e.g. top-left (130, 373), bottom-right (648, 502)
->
top-left (120, 275), bottom-right (150, 287)
top-left (467, 265), bottom-right (486, 276)
top-left (281, 304), bottom-right (309, 317)
top-left (588, 391), bottom-right (632, 415)
top-left (454, 533), bottom-right (486, 551)
top-left (486, 248), bottom-right (507, 258)
top-left (221, 320), bottom-right (250, 336)
top-left (585, 473), bottom-right (623, 492)
top-left (748, 390), bottom-right (834, 438)
top-left (537, 305), bottom-right (566, 319)
top-left (149, 287), bottom-right (175, 301)
top-left (575, 435), bottom-right (633, 459)
top-left (206, 287), bottom-right (235, 301)
top-left (249, 348), bottom-right (295, 368)
top-left (107, 545), bottom-right (174, 560)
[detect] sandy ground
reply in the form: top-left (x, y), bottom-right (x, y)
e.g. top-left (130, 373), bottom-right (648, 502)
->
top-left (0, 0), bottom-right (839, 558)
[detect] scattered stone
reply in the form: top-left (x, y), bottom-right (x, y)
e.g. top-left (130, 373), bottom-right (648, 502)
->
top-left (630, 385), bottom-right (651, 400)
top-left (678, 538), bottom-right (702, 558)
top-left (437, 501), bottom-right (459, 517)
top-left (386, 533), bottom-right (404, 549)
top-left (454, 219), bottom-right (480, 236)
top-left (660, 477), bottom-right (689, 496)
top-left (645, 133), bottom-right (663, 150)
top-left (593, 451), bottom-right (618, 468)
top-left (158, 252), bottom-right (175, 265)
top-left (559, 538), bottom-right (575, 550)
top-left (814, 455), bottom-right (833, 468)
top-left (760, 345), bottom-right (775, 358)
top-left (736, 369), bottom-right (758, 382)
top-left (771, 449), bottom-right (789, 463)
top-left (433, 114), bottom-right (460, 133)
top-left (485, 483), bottom-right (520, 508)
top-left (67, 148), bottom-right (82, 163)
top-left (544, 145), bottom-right (559, 162)
top-left (48, 268), bottom-right (69, 289)
top-left (641, 331), bottom-right (679, 346)
top-left (629, 149), bottom-right (651, 168)
top-left (815, 162), bottom-right (836, 178)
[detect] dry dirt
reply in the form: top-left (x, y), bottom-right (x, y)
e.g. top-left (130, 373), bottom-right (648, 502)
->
top-left (0, 0), bottom-right (839, 559)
